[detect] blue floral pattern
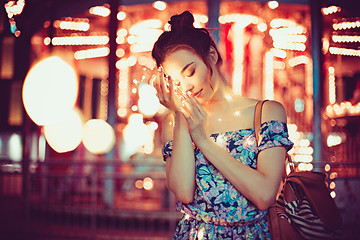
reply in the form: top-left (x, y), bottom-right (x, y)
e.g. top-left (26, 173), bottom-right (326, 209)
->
top-left (162, 120), bottom-right (294, 239)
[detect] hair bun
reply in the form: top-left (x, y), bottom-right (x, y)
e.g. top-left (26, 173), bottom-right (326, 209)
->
top-left (168, 11), bottom-right (194, 33)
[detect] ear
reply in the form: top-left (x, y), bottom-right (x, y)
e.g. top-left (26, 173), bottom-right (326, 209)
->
top-left (207, 46), bottom-right (218, 65)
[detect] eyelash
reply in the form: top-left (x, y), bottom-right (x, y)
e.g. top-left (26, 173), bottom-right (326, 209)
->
top-left (187, 69), bottom-right (195, 77)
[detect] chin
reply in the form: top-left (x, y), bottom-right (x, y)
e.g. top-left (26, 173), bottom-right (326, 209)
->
top-left (198, 94), bottom-right (212, 104)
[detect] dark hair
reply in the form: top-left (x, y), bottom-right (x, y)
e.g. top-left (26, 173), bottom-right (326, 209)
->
top-left (152, 11), bottom-right (223, 68)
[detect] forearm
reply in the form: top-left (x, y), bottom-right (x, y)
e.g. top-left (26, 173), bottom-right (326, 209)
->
top-left (166, 112), bottom-right (196, 203)
top-left (197, 139), bottom-right (283, 210)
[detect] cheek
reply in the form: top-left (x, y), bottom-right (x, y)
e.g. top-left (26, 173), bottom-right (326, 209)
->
top-left (204, 67), bottom-right (214, 88)
top-left (198, 67), bottom-right (212, 85)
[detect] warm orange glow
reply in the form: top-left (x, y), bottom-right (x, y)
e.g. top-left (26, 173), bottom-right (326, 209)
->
top-left (51, 35), bottom-right (109, 46)
top-left (330, 191), bottom-right (336, 198)
top-left (325, 164), bottom-right (331, 172)
top-left (43, 37), bottom-right (51, 45)
top-left (269, 20), bottom-right (307, 52)
top-left (287, 123), bottom-right (314, 168)
top-left (325, 101), bottom-right (360, 117)
top-left (329, 47), bottom-right (360, 57)
top-left (53, 19), bottom-right (90, 31)
top-left (271, 48), bottom-right (286, 58)
top-left (117, 11), bottom-right (126, 21)
top-left (219, 14), bottom-right (258, 25)
top-left (332, 35), bottom-right (360, 43)
top-left (231, 22), bottom-right (244, 95)
top-left (270, 18), bottom-right (298, 28)
top-left (82, 119), bottom-right (115, 154)
top-left (257, 22), bottom-right (267, 32)
top-left (135, 180), bottom-right (143, 189)
top-left (288, 55), bottom-right (309, 67)
top-left (89, 6), bottom-right (110, 17)
top-left (268, 1), bottom-right (279, 10)
top-left (117, 66), bottom-right (129, 117)
top-left (143, 177), bottom-right (153, 190)
top-left (330, 172), bottom-right (338, 180)
top-left (4, 0), bottom-right (25, 18)
top-left (333, 20), bottom-right (360, 30)
top-left (43, 109), bottom-right (83, 153)
top-left (116, 48), bottom-right (125, 58)
top-left (328, 67), bottom-right (336, 104)
top-left (152, 1), bottom-right (167, 11)
top-left (22, 56), bottom-right (78, 126)
top-left (327, 132), bottom-right (345, 147)
top-left (263, 51), bottom-right (274, 100)
top-left (298, 162), bottom-right (313, 171)
top-left (128, 19), bottom-right (163, 53)
top-left (74, 47), bottom-right (110, 60)
top-left (193, 14), bottom-right (208, 28)
top-left (322, 6), bottom-right (341, 15)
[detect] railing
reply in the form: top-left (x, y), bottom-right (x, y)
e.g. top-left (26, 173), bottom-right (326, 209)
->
top-left (2, 154), bottom-right (360, 239)
top-left (0, 159), bottom-right (181, 240)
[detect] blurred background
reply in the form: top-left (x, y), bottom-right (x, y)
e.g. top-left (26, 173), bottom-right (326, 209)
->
top-left (0, 0), bottom-right (359, 239)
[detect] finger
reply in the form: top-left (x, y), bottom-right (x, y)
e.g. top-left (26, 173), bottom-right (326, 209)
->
top-left (158, 72), bottom-right (170, 102)
top-left (180, 91), bottom-right (193, 112)
top-left (149, 74), bottom-right (156, 88)
top-left (187, 91), bottom-right (206, 116)
top-left (181, 95), bottom-right (202, 128)
top-left (184, 91), bottom-right (202, 119)
top-left (154, 69), bottom-right (165, 102)
top-left (167, 76), bottom-right (175, 96)
top-left (154, 82), bottom-right (164, 103)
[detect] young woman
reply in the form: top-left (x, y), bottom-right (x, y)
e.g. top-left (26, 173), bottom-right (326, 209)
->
top-left (152, 11), bottom-right (293, 239)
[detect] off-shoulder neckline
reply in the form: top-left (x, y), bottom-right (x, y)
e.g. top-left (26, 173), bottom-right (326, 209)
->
top-left (209, 120), bottom-right (286, 136)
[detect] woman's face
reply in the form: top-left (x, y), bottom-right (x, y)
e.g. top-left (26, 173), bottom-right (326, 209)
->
top-left (161, 48), bottom-right (215, 104)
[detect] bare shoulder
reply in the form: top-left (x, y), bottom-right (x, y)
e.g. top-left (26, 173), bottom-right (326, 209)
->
top-left (261, 100), bottom-right (287, 123)
top-left (162, 113), bottom-right (174, 143)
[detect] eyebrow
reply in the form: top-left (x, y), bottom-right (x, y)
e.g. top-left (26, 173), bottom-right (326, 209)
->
top-left (181, 62), bottom-right (194, 74)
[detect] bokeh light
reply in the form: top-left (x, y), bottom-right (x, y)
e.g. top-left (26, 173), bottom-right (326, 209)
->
top-left (43, 108), bottom-right (83, 153)
top-left (138, 82), bottom-right (160, 117)
top-left (22, 56), bottom-right (78, 126)
top-left (117, 11), bottom-right (126, 21)
top-left (152, 1), bottom-right (167, 11)
top-left (143, 177), bottom-right (153, 190)
top-left (268, 1), bottom-right (279, 9)
top-left (9, 133), bottom-right (22, 161)
top-left (123, 114), bottom-right (152, 147)
top-left (82, 119), bottom-right (116, 154)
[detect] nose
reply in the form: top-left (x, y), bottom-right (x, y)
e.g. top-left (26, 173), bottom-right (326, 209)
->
top-left (181, 81), bottom-right (194, 93)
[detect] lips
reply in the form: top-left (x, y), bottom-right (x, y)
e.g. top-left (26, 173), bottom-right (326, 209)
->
top-left (193, 89), bottom-right (202, 97)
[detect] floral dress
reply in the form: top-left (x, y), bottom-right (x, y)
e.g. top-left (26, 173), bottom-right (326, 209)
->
top-left (162, 120), bottom-right (294, 240)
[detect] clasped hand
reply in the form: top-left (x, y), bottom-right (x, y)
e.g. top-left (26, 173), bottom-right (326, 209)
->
top-left (153, 70), bottom-right (210, 147)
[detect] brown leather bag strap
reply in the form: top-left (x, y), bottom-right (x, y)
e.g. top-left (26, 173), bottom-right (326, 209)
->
top-left (254, 100), bottom-right (268, 147)
top-left (267, 205), bottom-right (281, 240)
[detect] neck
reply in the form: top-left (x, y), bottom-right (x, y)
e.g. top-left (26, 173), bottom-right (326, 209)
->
top-left (203, 71), bottom-right (236, 113)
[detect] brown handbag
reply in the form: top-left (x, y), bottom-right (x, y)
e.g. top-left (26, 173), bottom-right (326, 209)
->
top-left (254, 100), bottom-right (343, 240)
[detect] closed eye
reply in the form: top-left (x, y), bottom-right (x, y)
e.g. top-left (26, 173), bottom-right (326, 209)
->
top-left (181, 62), bottom-right (194, 76)
top-left (187, 68), bottom-right (195, 77)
